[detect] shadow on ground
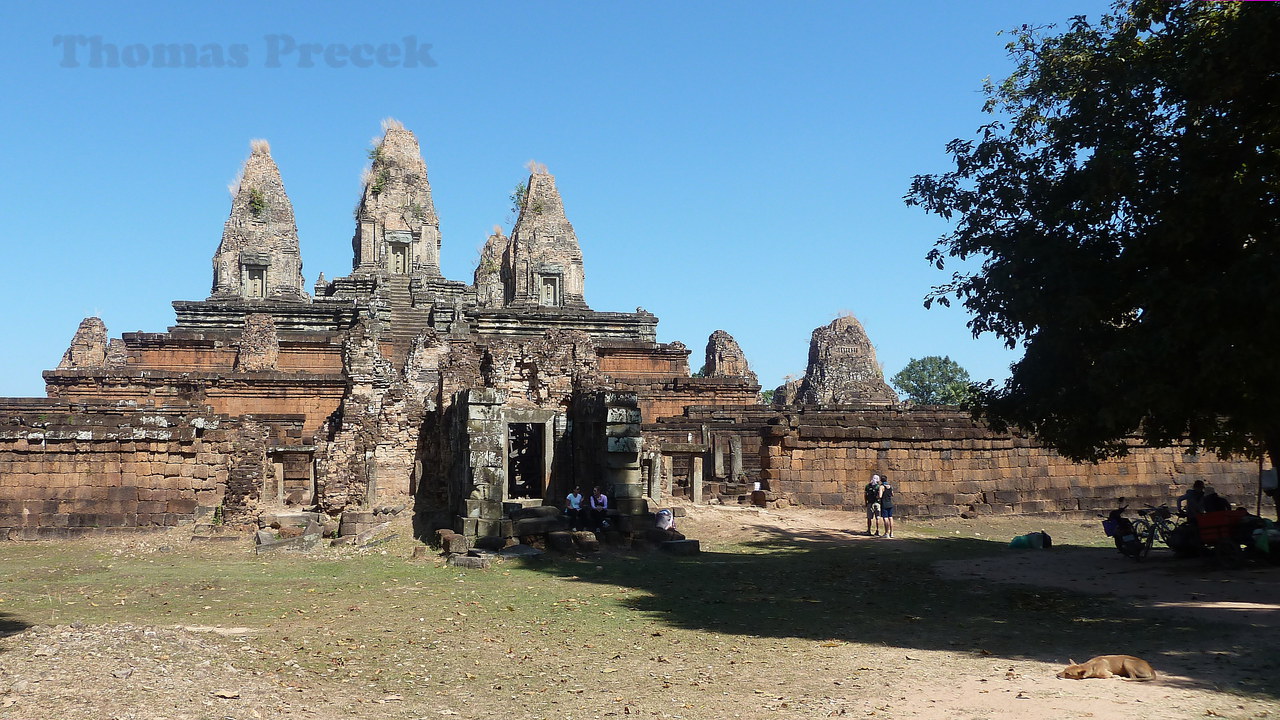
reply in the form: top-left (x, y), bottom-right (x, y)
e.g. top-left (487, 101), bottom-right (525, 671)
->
top-left (0, 613), bottom-right (31, 644)
top-left (526, 530), bottom-right (1280, 700)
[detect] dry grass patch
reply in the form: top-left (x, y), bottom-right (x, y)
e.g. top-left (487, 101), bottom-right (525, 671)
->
top-left (0, 508), bottom-right (1275, 719)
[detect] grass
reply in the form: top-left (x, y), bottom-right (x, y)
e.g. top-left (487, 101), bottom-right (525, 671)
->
top-left (0, 516), bottom-right (1277, 717)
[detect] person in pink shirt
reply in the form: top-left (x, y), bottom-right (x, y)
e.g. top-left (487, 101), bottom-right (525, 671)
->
top-left (589, 486), bottom-right (609, 529)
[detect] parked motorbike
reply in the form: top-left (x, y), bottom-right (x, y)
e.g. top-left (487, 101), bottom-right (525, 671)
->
top-left (1103, 505), bottom-right (1144, 560)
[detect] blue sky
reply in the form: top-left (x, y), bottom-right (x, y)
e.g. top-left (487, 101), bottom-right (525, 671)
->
top-left (0, 1), bottom-right (1114, 397)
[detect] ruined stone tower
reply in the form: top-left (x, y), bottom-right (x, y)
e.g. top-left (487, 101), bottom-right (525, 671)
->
top-left (210, 140), bottom-right (307, 302)
top-left (797, 315), bottom-right (897, 405)
top-left (473, 226), bottom-right (507, 308)
top-left (703, 330), bottom-right (758, 384)
top-left (351, 119), bottom-right (443, 278)
top-left (503, 166), bottom-right (588, 309)
top-left (57, 317), bottom-right (110, 370)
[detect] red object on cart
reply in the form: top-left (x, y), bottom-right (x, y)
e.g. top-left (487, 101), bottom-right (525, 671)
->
top-left (1197, 509), bottom-right (1248, 544)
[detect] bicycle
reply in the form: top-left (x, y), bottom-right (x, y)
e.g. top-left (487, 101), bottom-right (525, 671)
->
top-left (1132, 504), bottom-right (1178, 559)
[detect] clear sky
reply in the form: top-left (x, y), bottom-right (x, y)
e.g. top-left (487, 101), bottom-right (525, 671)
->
top-left (0, 1), bottom-right (1114, 398)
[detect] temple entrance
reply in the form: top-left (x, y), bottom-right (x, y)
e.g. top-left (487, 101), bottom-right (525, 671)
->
top-left (507, 423), bottom-right (545, 499)
top-left (267, 449), bottom-right (315, 505)
top-left (244, 266), bottom-right (266, 298)
top-left (389, 243), bottom-right (409, 274)
top-left (539, 275), bottom-right (561, 306)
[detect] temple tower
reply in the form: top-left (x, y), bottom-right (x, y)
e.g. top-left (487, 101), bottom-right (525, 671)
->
top-left (210, 140), bottom-right (307, 301)
top-left (474, 226), bottom-right (507, 308)
top-left (704, 330), bottom-right (758, 385)
top-left (503, 166), bottom-right (588, 309)
top-left (351, 119), bottom-right (442, 278)
top-left (797, 314), bottom-right (898, 405)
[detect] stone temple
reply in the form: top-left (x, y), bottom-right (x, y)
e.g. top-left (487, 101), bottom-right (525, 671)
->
top-left (21, 121), bottom-right (769, 541)
top-left (0, 120), bottom-right (1262, 541)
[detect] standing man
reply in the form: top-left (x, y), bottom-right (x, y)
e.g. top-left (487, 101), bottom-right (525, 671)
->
top-left (878, 474), bottom-right (895, 539)
top-left (864, 473), bottom-right (883, 536)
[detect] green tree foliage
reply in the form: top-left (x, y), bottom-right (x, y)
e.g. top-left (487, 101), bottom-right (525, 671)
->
top-left (892, 356), bottom-right (973, 406)
top-left (906, 1), bottom-right (1280, 464)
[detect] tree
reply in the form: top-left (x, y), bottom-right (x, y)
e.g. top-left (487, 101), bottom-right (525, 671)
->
top-left (905, 1), bottom-right (1280, 467)
top-left (892, 356), bottom-right (973, 406)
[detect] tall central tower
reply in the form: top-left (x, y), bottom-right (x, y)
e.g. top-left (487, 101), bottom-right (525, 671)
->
top-left (351, 119), bottom-right (442, 278)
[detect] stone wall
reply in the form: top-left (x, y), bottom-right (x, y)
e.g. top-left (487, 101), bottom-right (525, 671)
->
top-left (617, 377), bottom-right (760, 424)
top-left (759, 406), bottom-right (1262, 517)
top-left (45, 370), bottom-right (346, 439)
top-left (0, 400), bottom-right (232, 539)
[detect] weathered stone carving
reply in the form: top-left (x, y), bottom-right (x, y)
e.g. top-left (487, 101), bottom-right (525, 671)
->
top-left (352, 119), bottom-right (442, 278)
top-left (234, 314), bottom-right (280, 371)
top-left (703, 330), bottom-right (758, 384)
top-left (482, 329), bottom-right (601, 407)
top-left (503, 166), bottom-right (588, 309)
top-left (57, 317), bottom-right (109, 369)
top-left (797, 315), bottom-right (897, 405)
top-left (210, 140), bottom-right (307, 302)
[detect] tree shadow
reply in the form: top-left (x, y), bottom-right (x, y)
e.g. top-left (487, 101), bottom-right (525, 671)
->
top-left (525, 532), bottom-right (1280, 700)
top-left (0, 612), bottom-right (32, 645)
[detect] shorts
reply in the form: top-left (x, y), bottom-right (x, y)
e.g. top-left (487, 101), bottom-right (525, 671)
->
top-left (880, 506), bottom-right (894, 519)
top-left (866, 503), bottom-right (881, 518)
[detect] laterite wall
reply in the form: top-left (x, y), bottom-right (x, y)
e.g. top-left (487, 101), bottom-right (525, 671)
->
top-left (759, 406), bottom-right (1261, 517)
top-left (0, 400), bottom-right (233, 539)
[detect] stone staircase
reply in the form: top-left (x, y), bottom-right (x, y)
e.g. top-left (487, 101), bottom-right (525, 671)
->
top-left (377, 275), bottom-right (434, 366)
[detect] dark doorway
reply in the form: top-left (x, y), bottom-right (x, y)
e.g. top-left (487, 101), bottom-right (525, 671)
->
top-left (508, 423), bottom-right (545, 499)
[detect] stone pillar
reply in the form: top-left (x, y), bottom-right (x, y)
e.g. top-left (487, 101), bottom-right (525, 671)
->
top-left (713, 436), bottom-right (725, 478)
top-left (460, 388), bottom-right (507, 538)
top-left (729, 436), bottom-right (743, 481)
top-left (646, 456), bottom-right (662, 502)
top-left (604, 392), bottom-right (646, 516)
top-left (691, 456), bottom-right (704, 504)
top-left (661, 455), bottom-right (673, 500)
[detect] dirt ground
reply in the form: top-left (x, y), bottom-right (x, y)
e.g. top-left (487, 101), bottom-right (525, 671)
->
top-left (689, 504), bottom-right (1280, 719)
top-left (0, 504), bottom-right (1277, 720)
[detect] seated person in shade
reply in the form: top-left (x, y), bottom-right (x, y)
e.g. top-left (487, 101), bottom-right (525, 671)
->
top-left (565, 486), bottom-right (585, 530)
top-left (1177, 480), bottom-right (1206, 517)
top-left (645, 508), bottom-right (685, 543)
top-left (656, 508), bottom-right (675, 531)
top-left (589, 486), bottom-right (609, 529)
top-left (1202, 487), bottom-right (1230, 513)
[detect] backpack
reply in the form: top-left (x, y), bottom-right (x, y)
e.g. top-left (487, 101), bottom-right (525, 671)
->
top-left (864, 483), bottom-right (879, 505)
top-left (879, 483), bottom-right (893, 506)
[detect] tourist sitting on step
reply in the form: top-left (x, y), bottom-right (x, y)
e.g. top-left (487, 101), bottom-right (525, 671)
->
top-left (644, 508), bottom-right (685, 544)
top-left (565, 486), bottom-right (585, 531)
top-left (589, 486), bottom-right (609, 530)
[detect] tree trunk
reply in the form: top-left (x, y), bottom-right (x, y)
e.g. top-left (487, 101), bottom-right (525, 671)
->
top-left (1266, 435), bottom-right (1280, 522)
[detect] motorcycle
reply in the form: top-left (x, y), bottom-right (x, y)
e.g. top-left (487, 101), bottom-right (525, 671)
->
top-left (1103, 505), bottom-right (1144, 560)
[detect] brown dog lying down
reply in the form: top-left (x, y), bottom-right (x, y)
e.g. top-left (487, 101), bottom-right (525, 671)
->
top-left (1057, 655), bottom-right (1157, 681)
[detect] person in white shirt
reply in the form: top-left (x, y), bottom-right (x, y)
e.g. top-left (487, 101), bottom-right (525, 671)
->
top-left (565, 486), bottom-right (585, 530)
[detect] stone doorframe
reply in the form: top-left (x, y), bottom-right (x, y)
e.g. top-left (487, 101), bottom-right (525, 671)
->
top-left (501, 407), bottom-right (558, 503)
top-left (458, 388), bottom-right (564, 537)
